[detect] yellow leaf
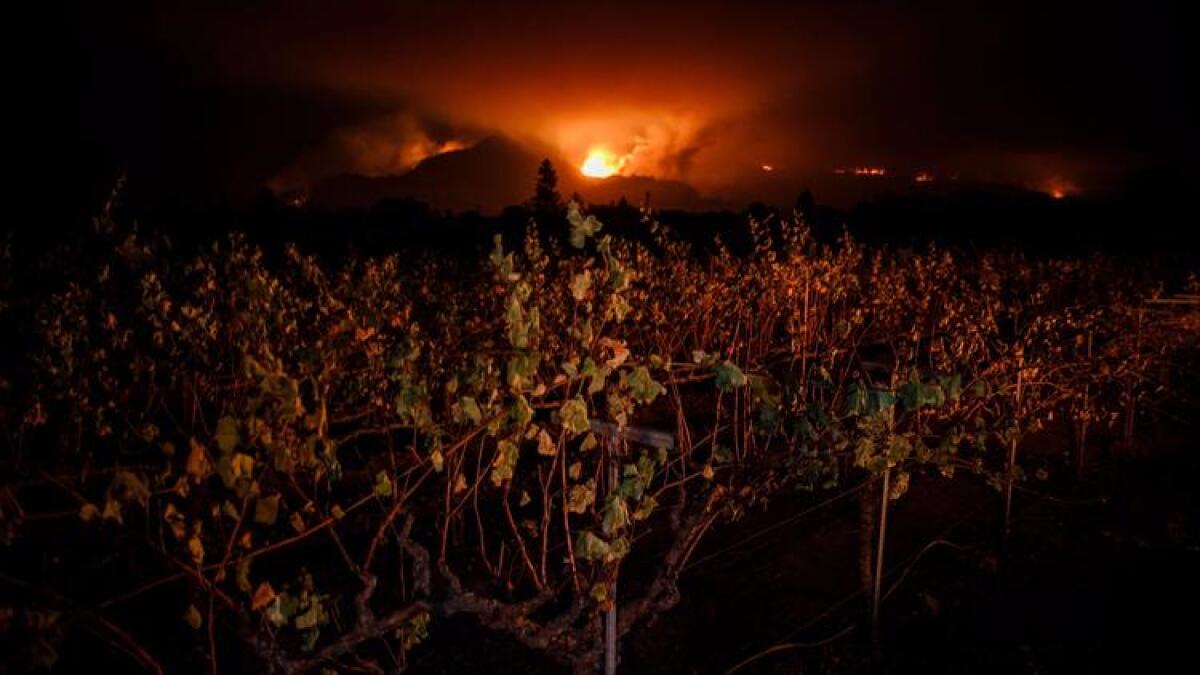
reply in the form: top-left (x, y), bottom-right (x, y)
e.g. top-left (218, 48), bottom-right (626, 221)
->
top-left (164, 502), bottom-right (187, 541)
top-left (251, 581), bottom-right (276, 611)
top-left (102, 498), bottom-right (123, 524)
top-left (78, 503), bottom-right (100, 523)
top-left (183, 604), bottom-right (203, 630)
top-left (536, 429), bottom-right (557, 456)
top-left (186, 438), bottom-right (211, 482)
top-left (254, 494), bottom-right (281, 526)
top-left (187, 534), bottom-right (205, 566)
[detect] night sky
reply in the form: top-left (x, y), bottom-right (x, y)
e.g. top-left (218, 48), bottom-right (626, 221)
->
top-left (44, 0), bottom-right (1195, 211)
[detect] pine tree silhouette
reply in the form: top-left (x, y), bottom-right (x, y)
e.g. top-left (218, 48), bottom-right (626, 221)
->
top-left (532, 158), bottom-right (564, 218)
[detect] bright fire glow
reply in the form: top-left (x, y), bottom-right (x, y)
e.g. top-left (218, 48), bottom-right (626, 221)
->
top-left (580, 149), bottom-right (624, 178)
top-left (761, 164), bottom-right (775, 172)
top-left (1044, 177), bottom-right (1077, 199)
top-left (833, 166), bottom-right (887, 176)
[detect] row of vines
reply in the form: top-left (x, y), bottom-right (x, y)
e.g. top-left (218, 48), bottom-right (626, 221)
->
top-left (1, 193), bottom-right (1196, 673)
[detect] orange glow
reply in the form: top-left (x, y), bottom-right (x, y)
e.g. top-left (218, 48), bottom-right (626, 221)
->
top-left (761, 164), bottom-right (775, 172)
top-left (1044, 177), bottom-right (1078, 199)
top-left (914, 171), bottom-right (934, 183)
top-left (834, 166), bottom-right (887, 176)
top-left (580, 149), bottom-right (625, 178)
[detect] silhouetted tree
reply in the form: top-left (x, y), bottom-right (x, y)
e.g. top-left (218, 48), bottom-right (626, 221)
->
top-left (795, 189), bottom-right (815, 218)
top-left (532, 158), bottom-right (564, 218)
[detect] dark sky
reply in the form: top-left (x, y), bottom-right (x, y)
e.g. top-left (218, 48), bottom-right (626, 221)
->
top-left (45, 0), bottom-right (1195, 209)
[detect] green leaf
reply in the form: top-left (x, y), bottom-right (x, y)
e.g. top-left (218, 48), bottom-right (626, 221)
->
top-left (938, 374), bottom-right (963, 401)
top-left (714, 361), bottom-right (747, 392)
top-left (845, 381), bottom-right (868, 416)
top-left (566, 481), bottom-right (596, 514)
top-left (373, 471), bottom-right (394, 498)
top-left (601, 494), bottom-right (630, 535)
top-left (510, 394), bottom-right (534, 429)
top-left (624, 366), bottom-right (664, 404)
top-left (490, 439), bottom-right (520, 486)
top-left (394, 381), bottom-right (432, 429)
top-left (575, 530), bottom-right (610, 561)
top-left (618, 473), bottom-right (645, 501)
top-left (506, 351), bottom-right (540, 390)
top-left (454, 396), bottom-right (482, 425)
top-left (558, 396), bottom-right (591, 435)
top-left (567, 202), bottom-right (603, 248)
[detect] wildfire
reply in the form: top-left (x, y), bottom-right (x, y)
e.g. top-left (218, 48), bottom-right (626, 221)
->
top-left (1044, 178), bottom-right (1077, 200)
top-left (580, 149), bottom-right (625, 178)
top-left (833, 166), bottom-right (888, 176)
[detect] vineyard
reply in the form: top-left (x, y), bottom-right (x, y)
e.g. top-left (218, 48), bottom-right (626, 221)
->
top-left (1, 193), bottom-right (1197, 674)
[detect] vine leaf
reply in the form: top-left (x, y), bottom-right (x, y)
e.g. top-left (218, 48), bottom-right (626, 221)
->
top-left (182, 604), bottom-right (203, 630)
top-left (567, 202), bottom-right (603, 248)
top-left (490, 439), bottom-right (520, 486)
top-left (216, 416), bottom-right (241, 453)
top-left (714, 361), bottom-right (747, 392)
top-left (255, 494), bottom-right (281, 526)
top-left (251, 582), bottom-right (276, 611)
top-left (566, 481), bottom-right (595, 514)
top-left (373, 471), bottom-right (394, 498)
top-left (574, 530), bottom-right (610, 561)
top-left (536, 429), bottom-right (557, 456)
top-left (624, 366), bottom-right (664, 404)
top-left (558, 396), bottom-right (590, 435)
top-left (601, 495), bottom-right (629, 535)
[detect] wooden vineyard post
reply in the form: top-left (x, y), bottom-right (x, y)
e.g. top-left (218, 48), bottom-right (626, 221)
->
top-left (588, 420), bottom-right (675, 675)
top-left (1003, 348), bottom-right (1024, 545)
top-left (1077, 331), bottom-right (1093, 482)
top-left (605, 434), bottom-right (618, 675)
top-left (871, 466), bottom-right (891, 644)
top-left (1124, 308), bottom-right (1143, 444)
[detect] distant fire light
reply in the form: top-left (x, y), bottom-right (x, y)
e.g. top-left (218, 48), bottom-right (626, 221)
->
top-left (761, 164), bottom-right (774, 172)
top-left (581, 149), bottom-right (625, 178)
top-left (834, 166), bottom-right (888, 176)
